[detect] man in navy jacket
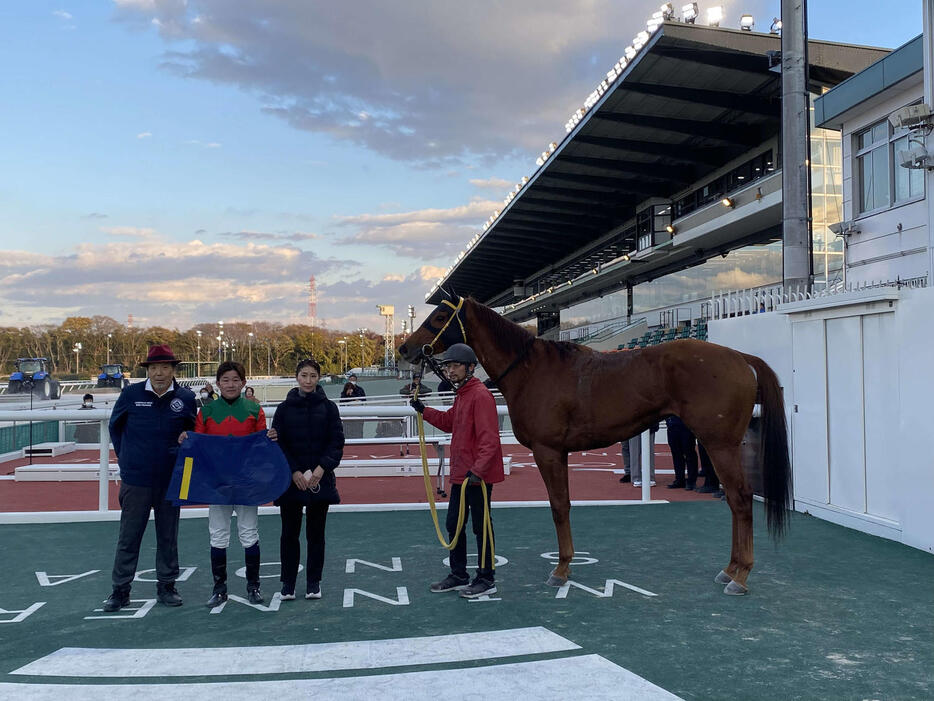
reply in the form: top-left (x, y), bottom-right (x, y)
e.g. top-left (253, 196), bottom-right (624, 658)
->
top-left (102, 344), bottom-right (196, 611)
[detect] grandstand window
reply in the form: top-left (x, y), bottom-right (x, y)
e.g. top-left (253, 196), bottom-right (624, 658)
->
top-left (855, 120), bottom-right (890, 213)
top-left (855, 116), bottom-right (925, 214)
top-left (893, 133), bottom-right (924, 203)
top-left (673, 150), bottom-right (775, 219)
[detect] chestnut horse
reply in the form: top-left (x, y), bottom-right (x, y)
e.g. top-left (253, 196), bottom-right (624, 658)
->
top-left (399, 295), bottom-right (791, 595)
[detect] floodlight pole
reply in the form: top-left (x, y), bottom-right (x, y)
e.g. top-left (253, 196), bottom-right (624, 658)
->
top-left (781, 0), bottom-right (813, 293)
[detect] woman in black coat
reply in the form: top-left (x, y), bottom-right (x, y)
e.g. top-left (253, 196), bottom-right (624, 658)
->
top-left (272, 359), bottom-right (344, 600)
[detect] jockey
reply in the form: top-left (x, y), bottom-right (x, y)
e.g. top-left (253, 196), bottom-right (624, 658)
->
top-left (410, 343), bottom-right (505, 598)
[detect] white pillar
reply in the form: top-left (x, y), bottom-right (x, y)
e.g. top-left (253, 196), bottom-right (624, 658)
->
top-left (98, 420), bottom-right (110, 512)
top-left (923, 1), bottom-right (934, 283)
top-left (640, 430), bottom-right (651, 502)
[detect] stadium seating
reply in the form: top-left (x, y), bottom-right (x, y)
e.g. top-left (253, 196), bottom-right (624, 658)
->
top-left (610, 322), bottom-right (708, 350)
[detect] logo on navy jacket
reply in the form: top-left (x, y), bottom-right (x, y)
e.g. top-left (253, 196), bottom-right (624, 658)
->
top-left (170, 398), bottom-right (185, 413)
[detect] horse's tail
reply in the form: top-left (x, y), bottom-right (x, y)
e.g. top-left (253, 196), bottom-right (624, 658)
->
top-left (741, 353), bottom-right (791, 539)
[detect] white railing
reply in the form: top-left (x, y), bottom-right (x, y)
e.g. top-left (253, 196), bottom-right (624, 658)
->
top-left (0, 403), bottom-right (511, 514)
top-left (709, 276), bottom-right (928, 321)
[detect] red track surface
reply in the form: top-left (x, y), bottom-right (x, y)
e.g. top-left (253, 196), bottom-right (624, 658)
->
top-left (0, 444), bottom-right (717, 512)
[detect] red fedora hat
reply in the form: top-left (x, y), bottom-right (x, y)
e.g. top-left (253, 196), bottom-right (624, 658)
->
top-left (140, 344), bottom-right (181, 367)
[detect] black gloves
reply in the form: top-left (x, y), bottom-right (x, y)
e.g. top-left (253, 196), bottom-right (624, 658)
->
top-left (410, 398), bottom-right (425, 414)
top-left (465, 470), bottom-right (481, 484)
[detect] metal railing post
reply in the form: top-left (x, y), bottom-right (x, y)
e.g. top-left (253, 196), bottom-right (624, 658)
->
top-left (98, 419), bottom-right (110, 512)
top-left (641, 429), bottom-right (651, 503)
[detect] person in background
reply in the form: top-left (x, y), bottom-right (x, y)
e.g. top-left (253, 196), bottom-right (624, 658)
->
top-left (340, 381), bottom-right (364, 439)
top-left (696, 444), bottom-right (721, 496)
top-left (198, 383), bottom-right (217, 408)
top-left (244, 386), bottom-right (259, 404)
top-left (400, 372), bottom-right (432, 398)
top-left (436, 376), bottom-right (456, 405)
top-left (411, 343), bottom-right (504, 599)
top-left (618, 440), bottom-right (631, 483)
top-left (345, 373), bottom-right (366, 400)
top-left (178, 361), bottom-right (272, 607)
top-left (272, 359), bottom-right (344, 601)
top-left (102, 344), bottom-right (196, 612)
top-left (400, 372), bottom-right (432, 399)
top-left (74, 393), bottom-right (98, 443)
top-left (665, 415), bottom-right (698, 491)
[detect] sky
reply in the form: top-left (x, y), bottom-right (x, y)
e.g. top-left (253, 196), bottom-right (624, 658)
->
top-left (0, 0), bottom-right (922, 334)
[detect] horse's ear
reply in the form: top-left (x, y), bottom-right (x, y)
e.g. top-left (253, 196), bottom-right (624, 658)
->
top-left (439, 286), bottom-right (457, 303)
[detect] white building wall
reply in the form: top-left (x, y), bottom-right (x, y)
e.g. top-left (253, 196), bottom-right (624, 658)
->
top-left (839, 75), bottom-right (930, 284)
top-left (709, 286), bottom-right (934, 554)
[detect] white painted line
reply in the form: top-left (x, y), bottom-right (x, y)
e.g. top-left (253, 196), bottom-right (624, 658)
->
top-left (0, 499), bottom-right (673, 524)
top-left (12, 626), bottom-right (578, 678)
top-left (1, 654), bottom-right (682, 700)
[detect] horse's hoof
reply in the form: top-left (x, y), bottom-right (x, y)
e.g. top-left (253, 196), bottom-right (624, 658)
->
top-left (714, 570), bottom-right (732, 585)
top-left (723, 580), bottom-right (748, 596)
top-left (545, 574), bottom-right (567, 587)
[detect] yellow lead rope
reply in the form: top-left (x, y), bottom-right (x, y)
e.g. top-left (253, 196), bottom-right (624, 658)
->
top-left (416, 397), bottom-right (494, 565)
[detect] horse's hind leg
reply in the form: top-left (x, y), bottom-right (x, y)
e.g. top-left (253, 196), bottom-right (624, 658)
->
top-left (533, 446), bottom-right (574, 586)
top-left (708, 446), bottom-right (754, 595)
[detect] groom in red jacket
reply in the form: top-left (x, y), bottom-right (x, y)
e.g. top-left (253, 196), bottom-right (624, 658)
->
top-left (410, 343), bottom-right (504, 598)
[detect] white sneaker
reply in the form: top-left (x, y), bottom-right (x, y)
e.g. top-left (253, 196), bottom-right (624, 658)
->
top-left (632, 480), bottom-right (641, 487)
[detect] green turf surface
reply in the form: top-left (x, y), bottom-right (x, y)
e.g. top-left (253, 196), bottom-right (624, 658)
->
top-left (2, 501), bottom-right (932, 700)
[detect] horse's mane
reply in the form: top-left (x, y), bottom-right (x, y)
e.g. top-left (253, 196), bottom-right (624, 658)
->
top-left (466, 298), bottom-right (586, 359)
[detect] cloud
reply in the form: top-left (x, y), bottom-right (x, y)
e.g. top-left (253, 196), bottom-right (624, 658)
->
top-left (220, 230), bottom-right (320, 242)
top-left (469, 177), bottom-right (513, 190)
top-left (0, 234), bottom-right (439, 331)
top-left (100, 225), bottom-right (157, 238)
top-left (111, 0), bottom-right (670, 166)
top-left (184, 139), bottom-right (221, 148)
top-left (0, 233), bottom-right (360, 328)
top-left (418, 265), bottom-right (447, 281)
top-left (137, 131), bottom-right (152, 139)
top-left (52, 10), bottom-right (73, 20)
top-left (81, 212), bottom-right (109, 220)
top-left (336, 199), bottom-right (499, 228)
top-left (333, 198), bottom-right (498, 258)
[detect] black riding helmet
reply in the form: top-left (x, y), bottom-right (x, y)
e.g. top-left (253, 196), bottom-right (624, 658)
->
top-left (439, 343), bottom-right (477, 366)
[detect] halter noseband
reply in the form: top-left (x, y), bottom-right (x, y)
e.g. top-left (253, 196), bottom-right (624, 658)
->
top-left (419, 297), bottom-right (469, 387)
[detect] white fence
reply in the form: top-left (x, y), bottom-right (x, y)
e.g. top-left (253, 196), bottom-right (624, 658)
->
top-left (709, 276), bottom-right (928, 320)
top-left (709, 284), bottom-right (934, 554)
top-left (0, 403), bottom-right (512, 514)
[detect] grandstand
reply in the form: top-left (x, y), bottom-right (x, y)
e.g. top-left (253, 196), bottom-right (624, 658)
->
top-left (417, 12), bottom-right (934, 555)
top-left (424, 19), bottom-right (886, 344)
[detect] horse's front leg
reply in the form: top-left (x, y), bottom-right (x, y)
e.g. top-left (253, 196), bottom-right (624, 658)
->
top-left (533, 446), bottom-right (574, 586)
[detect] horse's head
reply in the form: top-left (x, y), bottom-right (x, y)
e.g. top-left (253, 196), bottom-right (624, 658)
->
top-left (398, 293), bottom-right (468, 365)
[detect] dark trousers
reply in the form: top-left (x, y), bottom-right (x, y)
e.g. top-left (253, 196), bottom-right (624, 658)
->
top-left (447, 482), bottom-right (494, 581)
top-left (698, 444), bottom-right (719, 488)
top-left (111, 482), bottom-right (180, 591)
top-left (667, 421), bottom-right (699, 486)
top-left (279, 501), bottom-right (329, 587)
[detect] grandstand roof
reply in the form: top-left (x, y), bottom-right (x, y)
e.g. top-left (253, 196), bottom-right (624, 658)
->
top-left (427, 22), bottom-right (888, 310)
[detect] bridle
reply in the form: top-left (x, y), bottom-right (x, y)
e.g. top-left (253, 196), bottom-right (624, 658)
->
top-left (414, 297), bottom-right (466, 381)
top-left (414, 295), bottom-right (533, 389)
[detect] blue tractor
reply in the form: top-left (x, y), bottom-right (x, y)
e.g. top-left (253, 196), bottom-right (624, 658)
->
top-left (8, 358), bottom-right (62, 399)
top-left (97, 363), bottom-right (130, 389)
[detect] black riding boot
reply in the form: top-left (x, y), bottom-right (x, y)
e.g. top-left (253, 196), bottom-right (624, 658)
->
top-left (205, 547), bottom-right (227, 608)
top-left (245, 542), bottom-right (264, 604)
